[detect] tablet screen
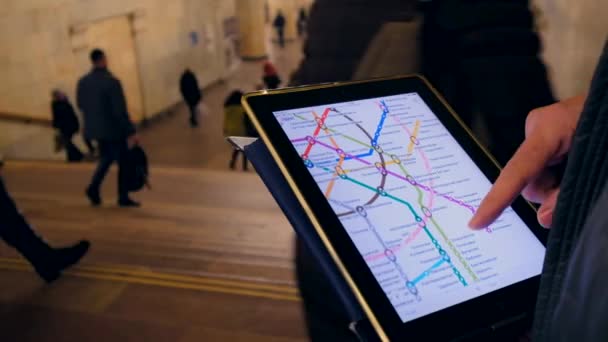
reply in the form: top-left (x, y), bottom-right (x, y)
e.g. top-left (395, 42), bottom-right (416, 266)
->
top-left (273, 93), bottom-right (545, 323)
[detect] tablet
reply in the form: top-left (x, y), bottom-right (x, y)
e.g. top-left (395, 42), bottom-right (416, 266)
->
top-left (242, 75), bottom-right (546, 341)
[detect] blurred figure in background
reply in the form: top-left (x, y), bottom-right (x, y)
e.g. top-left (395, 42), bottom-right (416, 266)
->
top-left (273, 11), bottom-right (286, 48)
top-left (297, 8), bottom-right (308, 37)
top-left (262, 61), bottom-right (282, 90)
top-left (420, 0), bottom-right (555, 165)
top-left (77, 48), bottom-right (140, 208)
top-left (223, 90), bottom-right (249, 171)
top-left (179, 68), bottom-right (202, 128)
top-left (0, 161), bottom-right (90, 283)
top-left (51, 89), bottom-right (84, 162)
top-left (289, 0), bottom-right (554, 340)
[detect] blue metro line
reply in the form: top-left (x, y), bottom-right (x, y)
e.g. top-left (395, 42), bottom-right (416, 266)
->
top-left (411, 258), bottom-right (446, 286)
top-left (339, 100), bottom-right (390, 161)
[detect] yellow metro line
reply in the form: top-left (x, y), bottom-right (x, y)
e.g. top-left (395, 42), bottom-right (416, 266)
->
top-left (407, 119), bottom-right (421, 154)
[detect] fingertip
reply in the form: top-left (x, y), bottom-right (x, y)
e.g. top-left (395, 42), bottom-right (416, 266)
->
top-left (468, 216), bottom-right (485, 230)
top-left (538, 210), bottom-right (552, 229)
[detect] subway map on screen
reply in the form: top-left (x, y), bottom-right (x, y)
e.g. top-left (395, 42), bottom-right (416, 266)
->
top-left (273, 93), bottom-right (545, 322)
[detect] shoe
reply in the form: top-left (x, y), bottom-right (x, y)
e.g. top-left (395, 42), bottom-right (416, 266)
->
top-left (35, 240), bottom-right (91, 283)
top-left (118, 198), bottom-right (141, 208)
top-left (85, 187), bottom-right (101, 206)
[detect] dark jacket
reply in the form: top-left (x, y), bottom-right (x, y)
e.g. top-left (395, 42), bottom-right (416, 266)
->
top-left (77, 67), bottom-right (135, 141)
top-left (421, 0), bottom-right (555, 165)
top-left (51, 99), bottom-right (79, 136)
top-left (273, 14), bottom-right (286, 29)
top-left (289, 0), bottom-right (416, 86)
top-left (534, 41), bottom-right (608, 341)
top-left (179, 70), bottom-right (202, 106)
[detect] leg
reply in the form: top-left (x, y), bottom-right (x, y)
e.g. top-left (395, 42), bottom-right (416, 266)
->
top-left (0, 177), bottom-right (89, 282)
top-left (189, 104), bottom-right (199, 127)
top-left (229, 150), bottom-right (239, 170)
top-left (242, 151), bottom-right (249, 171)
top-left (295, 240), bottom-right (358, 341)
top-left (278, 29), bottom-right (285, 47)
top-left (86, 141), bottom-right (119, 205)
top-left (63, 133), bottom-right (83, 162)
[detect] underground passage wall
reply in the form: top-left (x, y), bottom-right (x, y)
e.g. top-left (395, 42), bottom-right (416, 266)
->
top-left (0, 0), bottom-right (238, 123)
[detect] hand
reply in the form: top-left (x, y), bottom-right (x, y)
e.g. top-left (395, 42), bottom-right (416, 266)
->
top-left (469, 95), bottom-right (586, 230)
top-left (127, 134), bottom-right (139, 149)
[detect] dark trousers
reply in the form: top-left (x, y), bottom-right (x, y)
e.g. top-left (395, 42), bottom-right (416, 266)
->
top-left (60, 132), bottom-right (83, 162)
top-left (277, 28), bottom-right (285, 47)
top-left (0, 177), bottom-right (51, 264)
top-left (83, 137), bottom-right (95, 155)
top-left (188, 103), bottom-right (199, 127)
top-left (88, 140), bottom-right (129, 200)
top-left (296, 240), bottom-right (357, 341)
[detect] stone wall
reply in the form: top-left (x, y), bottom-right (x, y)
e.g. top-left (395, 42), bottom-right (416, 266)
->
top-left (534, 0), bottom-right (608, 99)
top-left (0, 0), bottom-right (237, 121)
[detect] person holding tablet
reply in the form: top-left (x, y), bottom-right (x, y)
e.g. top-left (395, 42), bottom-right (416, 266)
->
top-left (286, 1), bottom-right (553, 340)
top-left (470, 41), bottom-right (608, 341)
top-left (246, 75), bottom-right (550, 340)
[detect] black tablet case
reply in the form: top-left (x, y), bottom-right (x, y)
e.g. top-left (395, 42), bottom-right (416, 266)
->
top-left (243, 139), bottom-right (380, 342)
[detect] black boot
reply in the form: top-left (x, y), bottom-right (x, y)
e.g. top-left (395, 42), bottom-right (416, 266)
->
top-left (1, 178), bottom-right (90, 282)
top-left (41, 241), bottom-right (90, 282)
top-left (118, 197), bottom-right (141, 208)
top-left (31, 240), bottom-right (90, 283)
top-left (85, 186), bottom-right (101, 206)
top-left (189, 115), bottom-right (198, 128)
top-left (2, 216), bottom-right (90, 282)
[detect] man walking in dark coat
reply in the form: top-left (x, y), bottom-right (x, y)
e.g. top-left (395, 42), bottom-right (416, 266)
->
top-left (77, 49), bottom-right (140, 208)
top-left (273, 11), bottom-right (287, 48)
top-left (179, 69), bottom-right (202, 128)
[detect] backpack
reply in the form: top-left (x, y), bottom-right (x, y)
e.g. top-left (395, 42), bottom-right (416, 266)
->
top-left (124, 145), bottom-right (149, 192)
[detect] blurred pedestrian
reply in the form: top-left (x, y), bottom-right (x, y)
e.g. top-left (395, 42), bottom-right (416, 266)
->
top-left (273, 11), bottom-right (286, 48)
top-left (77, 48), bottom-right (140, 208)
top-left (297, 8), bottom-right (308, 37)
top-left (223, 90), bottom-right (249, 171)
top-left (51, 89), bottom-right (84, 162)
top-left (263, 61), bottom-right (282, 90)
top-left (179, 68), bottom-right (202, 128)
top-left (0, 161), bottom-right (90, 283)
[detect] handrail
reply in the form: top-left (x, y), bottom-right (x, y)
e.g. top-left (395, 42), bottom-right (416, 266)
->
top-left (0, 112), bottom-right (52, 127)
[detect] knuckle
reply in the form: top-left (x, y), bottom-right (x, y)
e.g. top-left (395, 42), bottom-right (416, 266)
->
top-left (526, 108), bottom-right (545, 130)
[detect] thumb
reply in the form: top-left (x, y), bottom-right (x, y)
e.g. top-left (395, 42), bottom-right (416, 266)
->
top-left (537, 188), bottom-right (560, 228)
